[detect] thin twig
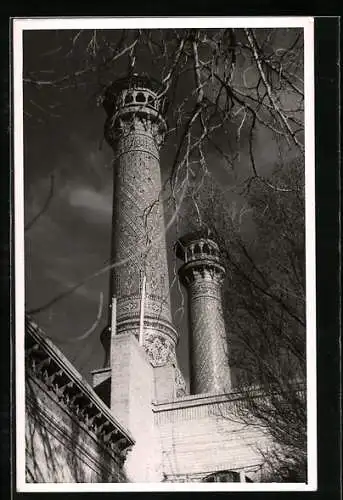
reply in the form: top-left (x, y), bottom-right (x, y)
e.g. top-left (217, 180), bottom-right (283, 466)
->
top-left (25, 174), bottom-right (55, 232)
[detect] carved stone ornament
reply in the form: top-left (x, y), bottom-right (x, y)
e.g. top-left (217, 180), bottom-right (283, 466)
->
top-left (116, 295), bottom-right (171, 323)
top-left (143, 333), bottom-right (174, 367)
top-left (25, 316), bottom-right (134, 460)
top-left (174, 366), bottom-right (187, 397)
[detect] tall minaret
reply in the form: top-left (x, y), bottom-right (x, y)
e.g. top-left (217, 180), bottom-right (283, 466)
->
top-left (177, 229), bottom-right (231, 394)
top-left (101, 74), bottom-right (182, 380)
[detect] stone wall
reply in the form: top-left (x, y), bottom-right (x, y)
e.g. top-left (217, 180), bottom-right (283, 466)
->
top-left (110, 333), bottom-right (164, 482)
top-left (26, 375), bottom-right (126, 483)
top-left (25, 318), bottom-right (134, 484)
top-left (153, 392), bottom-right (270, 482)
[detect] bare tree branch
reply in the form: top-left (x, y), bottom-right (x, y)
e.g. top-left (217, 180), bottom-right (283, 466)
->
top-left (25, 174), bottom-right (55, 232)
top-left (244, 28), bottom-right (304, 151)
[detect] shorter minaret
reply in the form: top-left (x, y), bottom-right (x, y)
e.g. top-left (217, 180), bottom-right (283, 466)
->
top-left (176, 229), bottom-right (231, 394)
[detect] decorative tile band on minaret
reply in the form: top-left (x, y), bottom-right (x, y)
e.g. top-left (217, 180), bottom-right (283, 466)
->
top-left (101, 75), bottom-right (185, 394)
top-left (177, 229), bottom-right (231, 395)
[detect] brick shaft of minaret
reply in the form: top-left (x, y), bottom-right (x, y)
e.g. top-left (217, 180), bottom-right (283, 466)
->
top-left (101, 75), bottom-right (179, 370)
top-left (177, 230), bottom-right (231, 394)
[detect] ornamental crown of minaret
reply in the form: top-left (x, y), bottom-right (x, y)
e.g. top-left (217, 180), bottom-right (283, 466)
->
top-left (103, 74), bottom-right (167, 138)
top-left (176, 228), bottom-right (226, 286)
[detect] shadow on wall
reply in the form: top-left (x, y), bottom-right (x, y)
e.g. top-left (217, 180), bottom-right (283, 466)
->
top-left (26, 377), bottom-right (62, 482)
top-left (26, 377), bottom-right (89, 482)
top-left (25, 376), bottom-right (128, 483)
top-left (25, 377), bottom-right (106, 482)
top-left (68, 416), bottom-right (87, 482)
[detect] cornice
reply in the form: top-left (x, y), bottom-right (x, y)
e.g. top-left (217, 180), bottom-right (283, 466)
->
top-left (26, 379), bottom-right (126, 479)
top-left (152, 381), bottom-right (306, 412)
top-left (179, 258), bottom-right (226, 287)
top-left (25, 317), bottom-right (135, 459)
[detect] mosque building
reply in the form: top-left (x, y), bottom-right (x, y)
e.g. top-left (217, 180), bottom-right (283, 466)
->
top-left (25, 74), bottom-right (270, 483)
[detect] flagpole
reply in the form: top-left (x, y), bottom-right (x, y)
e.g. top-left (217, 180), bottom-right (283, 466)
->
top-left (110, 295), bottom-right (117, 339)
top-left (139, 275), bottom-right (146, 346)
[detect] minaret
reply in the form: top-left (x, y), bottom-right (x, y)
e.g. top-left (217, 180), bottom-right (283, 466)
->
top-left (176, 229), bottom-right (231, 394)
top-left (101, 74), bottom-right (183, 382)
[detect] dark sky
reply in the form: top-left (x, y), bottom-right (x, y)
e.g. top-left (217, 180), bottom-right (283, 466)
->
top-left (23, 28), bottom-right (303, 386)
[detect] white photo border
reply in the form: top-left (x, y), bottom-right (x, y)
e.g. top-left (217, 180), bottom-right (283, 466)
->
top-left (13, 16), bottom-right (316, 492)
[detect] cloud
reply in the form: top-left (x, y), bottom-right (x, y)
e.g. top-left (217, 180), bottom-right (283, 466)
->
top-left (67, 185), bottom-right (112, 220)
